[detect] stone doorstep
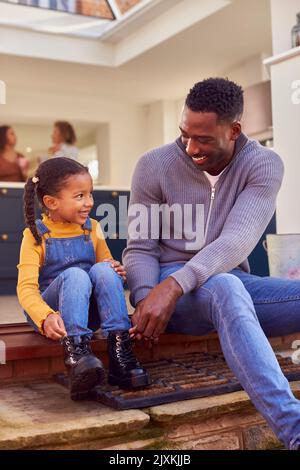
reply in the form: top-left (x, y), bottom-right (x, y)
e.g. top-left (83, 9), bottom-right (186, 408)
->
top-left (1, 379), bottom-right (300, 450)
top-left (1, 324), bottom-right (299, 384)
top-left (1, 325), bottom-right (300, 449)
top-left (0, 379), bottom-right (151, 450)
top-left (148, 380), bottom-right (300, 424)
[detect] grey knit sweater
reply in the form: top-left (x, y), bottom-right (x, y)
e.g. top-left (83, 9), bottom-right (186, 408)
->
top-left (123, 133), bottom-right (284, 307)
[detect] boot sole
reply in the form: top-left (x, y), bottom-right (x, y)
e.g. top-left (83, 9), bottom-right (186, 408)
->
top-left (108, 372), bottom-right (151, 390)
top-left (70, 367), bottom-right (105, 401)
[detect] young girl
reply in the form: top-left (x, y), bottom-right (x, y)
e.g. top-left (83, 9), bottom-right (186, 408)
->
top-left (17, 157), bottom-right (150, 400)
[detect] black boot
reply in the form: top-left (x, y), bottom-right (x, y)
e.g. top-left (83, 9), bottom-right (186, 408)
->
top-left (107, 330), bottom-right (151, 389)
top-left (62, 335), bottom-right (105, 400)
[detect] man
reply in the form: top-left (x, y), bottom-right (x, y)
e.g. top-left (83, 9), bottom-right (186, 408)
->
top-left (123, 78), bottom-right (300, 450)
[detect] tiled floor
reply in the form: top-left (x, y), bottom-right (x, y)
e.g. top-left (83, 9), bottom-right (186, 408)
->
top-left (0, 292), bottom-right (134, 325)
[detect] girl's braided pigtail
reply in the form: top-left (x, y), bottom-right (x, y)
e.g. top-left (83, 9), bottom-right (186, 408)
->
top-left (23, 178), bottom-right (42, 245)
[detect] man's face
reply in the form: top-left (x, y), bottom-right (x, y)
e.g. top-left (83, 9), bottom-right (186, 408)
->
top-left (179, 106), bottom-right (240, 175)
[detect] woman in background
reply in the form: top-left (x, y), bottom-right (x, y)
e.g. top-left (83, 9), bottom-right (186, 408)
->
top-left (0, 125), bottom-right (29, 182)
top-left (49, 121), bottom-right (79, 160)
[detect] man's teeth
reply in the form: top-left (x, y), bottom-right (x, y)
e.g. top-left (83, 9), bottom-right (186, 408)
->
top-left (192, 156), bottom-right (207, 162)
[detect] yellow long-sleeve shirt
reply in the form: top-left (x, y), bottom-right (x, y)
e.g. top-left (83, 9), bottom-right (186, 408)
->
top-left (17, 215), bottom-right (112, 332)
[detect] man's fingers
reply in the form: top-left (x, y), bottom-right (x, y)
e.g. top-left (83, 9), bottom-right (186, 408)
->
top-left (142, 314), bottom-right (159, 339)
top-left (129, 325), bottom-right (137, 334)
top-left (135, 308), bottom-right (151, 333)
top-left (152, 313), bottom-right (170, 339)
top-left (129, 324), bottom-right (143, 341)
top-left (132, 332), bottom-right (143, 341)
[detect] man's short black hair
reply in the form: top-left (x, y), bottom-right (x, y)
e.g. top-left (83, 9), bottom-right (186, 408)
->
top-left (185, 78), bottom-right (244, 123)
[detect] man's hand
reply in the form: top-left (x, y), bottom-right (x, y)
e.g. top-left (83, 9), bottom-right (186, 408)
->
top-left (129, 299), bottom-right (145, 342)
top-left (43, 313), bottom-right (67, 340)
top-left (129, 277), bottom-right (183, 341)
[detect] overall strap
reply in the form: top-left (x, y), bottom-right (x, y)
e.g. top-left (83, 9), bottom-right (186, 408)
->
top-left (35, 219), bottom-right (51, 238)
top-left (82, 217), bottom-right (92, 241)
top-left (82, 217), bottom-right (92, 231)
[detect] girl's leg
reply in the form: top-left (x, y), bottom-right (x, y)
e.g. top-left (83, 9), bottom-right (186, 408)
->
top-left (89, 262), bottom-right (149, 389)
top-left (42, 267), bottom-right (93, 337)
top-left (88, 262), bottom-right (131, 335)
top-left (42, 267), bottom-right (105, 399)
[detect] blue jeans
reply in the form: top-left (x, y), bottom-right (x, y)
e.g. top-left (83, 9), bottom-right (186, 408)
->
top-left (26, 262), bottom-right (131, 337)
top-left (160, 264), bottom-right (300, 450)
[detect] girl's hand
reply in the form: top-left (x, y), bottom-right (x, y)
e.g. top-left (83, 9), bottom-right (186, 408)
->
top-left (43, 313), bottom-right (67, 340)
top-left (103, 259), bottom-right (127, 282)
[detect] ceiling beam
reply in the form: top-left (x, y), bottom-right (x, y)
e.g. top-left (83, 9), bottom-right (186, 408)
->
top-left (0, 25), bottom-right (115, 66)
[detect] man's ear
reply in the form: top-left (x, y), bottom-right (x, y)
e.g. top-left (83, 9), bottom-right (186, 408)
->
top-left (231, 121), bottom-right (242, 141)
top-left (43, 195), bottom-right (59, 211)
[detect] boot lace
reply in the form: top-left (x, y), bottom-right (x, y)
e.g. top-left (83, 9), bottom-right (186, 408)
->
top-left (116, 335), bottom-right (139, 367)
top-left (64, 336), bottom-right (92, 361)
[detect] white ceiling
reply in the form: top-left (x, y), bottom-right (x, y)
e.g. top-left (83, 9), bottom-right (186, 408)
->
top-left (0, 0), bottom-right (272, 104)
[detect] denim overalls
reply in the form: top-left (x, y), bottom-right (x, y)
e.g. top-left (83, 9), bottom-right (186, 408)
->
top-left (24, 217), bottom-right (131, 337)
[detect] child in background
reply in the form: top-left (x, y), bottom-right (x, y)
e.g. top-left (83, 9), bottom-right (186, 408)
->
top-left (17, 157), bottom-right (150, 400)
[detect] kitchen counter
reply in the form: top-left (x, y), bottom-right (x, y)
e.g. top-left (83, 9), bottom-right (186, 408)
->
top-left (0, 181), bottom-right (130, 191)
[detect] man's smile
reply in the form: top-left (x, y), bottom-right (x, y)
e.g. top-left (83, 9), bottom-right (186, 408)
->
top-left (191, 155), bottom-right (209, 165)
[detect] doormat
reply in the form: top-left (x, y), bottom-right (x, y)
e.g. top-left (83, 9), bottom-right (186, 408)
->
top-left (54, 352), bottom-right (300, 410)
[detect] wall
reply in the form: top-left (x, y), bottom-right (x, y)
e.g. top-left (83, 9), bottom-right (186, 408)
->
top-left (267, 0), bottom-right (300, 233)
top-left (224, 53), bottom-right (270, 88)
top-left (270, 0), bottom-right (300, 55)
top-left (141, 53), bottom-right (274, 153)
top-left (142, 99), bottom-right (183, 151)
top-left (269, 53), bottom-right (300, 233)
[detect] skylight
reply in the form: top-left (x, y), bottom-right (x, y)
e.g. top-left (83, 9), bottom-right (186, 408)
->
top-left (0, 0), bottom-right (148, 37)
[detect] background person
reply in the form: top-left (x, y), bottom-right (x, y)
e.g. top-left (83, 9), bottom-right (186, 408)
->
top-left (48, 120), bottom-right (79, 160)
top-left (0, 125), bottom-right (30, 182)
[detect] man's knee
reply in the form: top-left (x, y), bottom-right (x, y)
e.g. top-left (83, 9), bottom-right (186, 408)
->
top-left (204, 272), bottom-right (246, 297)
top-left (199, 273), bottom-right (255, 329)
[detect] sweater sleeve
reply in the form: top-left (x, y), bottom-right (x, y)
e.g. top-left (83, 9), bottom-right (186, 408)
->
top-left (170, 152), bottom-right (284, 293)
top-left (17, 229), bottom-right (59, 333)
top-left (123, 154), bottom-right (162, 307)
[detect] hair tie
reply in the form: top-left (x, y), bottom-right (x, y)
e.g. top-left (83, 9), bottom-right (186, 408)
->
top-left (32, 176), bottom-right (39, 184)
